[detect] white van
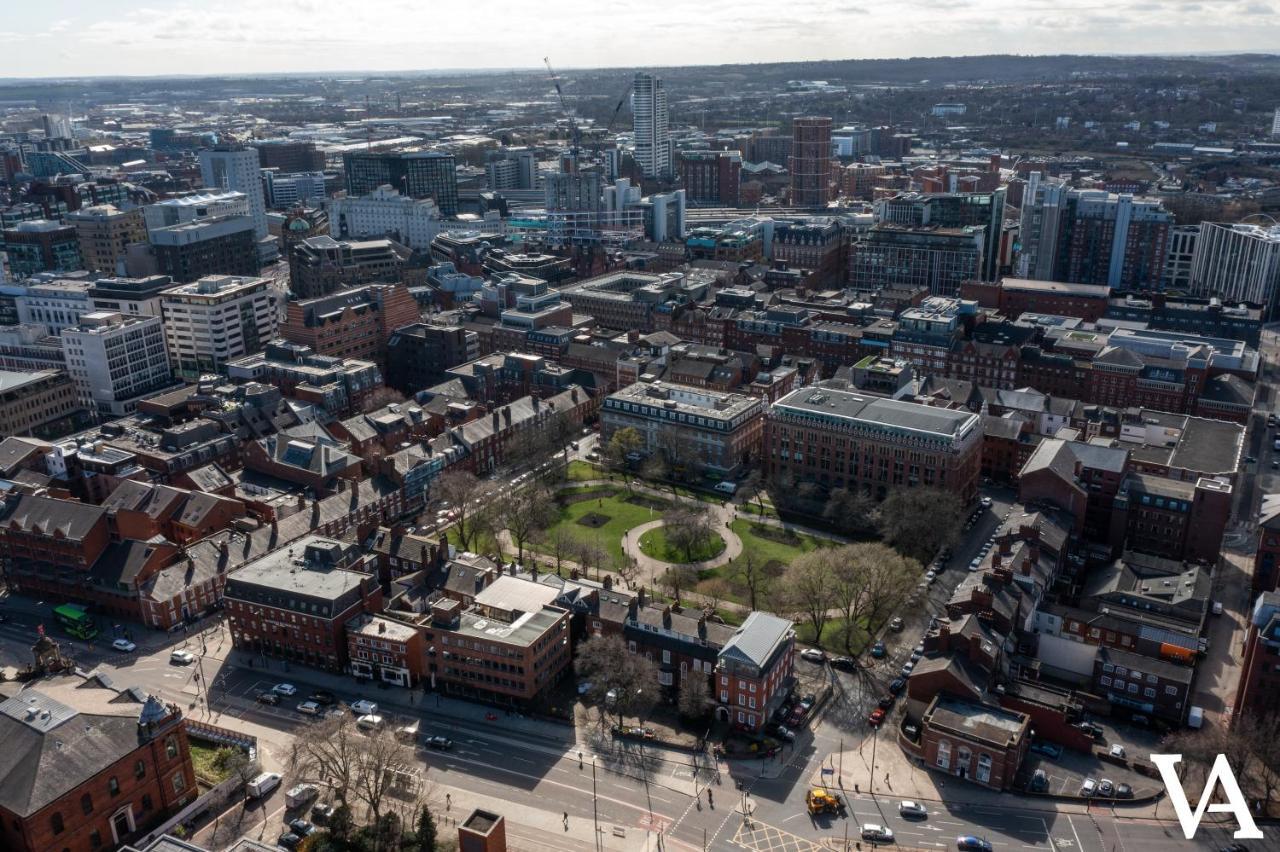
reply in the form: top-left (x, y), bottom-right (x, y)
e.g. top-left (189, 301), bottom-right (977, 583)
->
top-left (285, 783), bottom-right (318, 809)
top-left (714, 481), bottom-right (737, 495)
top-left (246, 771), bottom-right (282, 799)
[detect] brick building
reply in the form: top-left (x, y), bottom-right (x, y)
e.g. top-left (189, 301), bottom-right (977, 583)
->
top-left (713, 611), bottom-right (796, 732)
top-left (915, 694), bottom-right (1030, 791)
top-left (288, 236), bottom-right (412, 299)
top-left (0, 369), bottom-right (83, 438)
top-left (678, 150), bottom-right (742, 207)
top-left (0, 675), bottom-right (197, 852)
top-left (278, 283), bottom-right (421, 366)
top-left (1233, 591), bottom-right (1280, 724)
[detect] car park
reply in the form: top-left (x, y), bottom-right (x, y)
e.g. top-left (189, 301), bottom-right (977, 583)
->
top-left (800, 647), bottom-right (826, 663)
top-left (350, 699), bottom-right (378, 715)
top-left (899, 800), bottom-right (927, 819)
top-left (425, 735), bottom-right (454, 750)
top-left (111, 638), bottom-right (136, 652)
top-left (169, 649), bottom-right (195, 665)
top-left (296, 701), bottom-right (321, 716)
top-left (861, 824), bottom-right (894, 843)
top-left (273, 683), bottom-right (297, 696)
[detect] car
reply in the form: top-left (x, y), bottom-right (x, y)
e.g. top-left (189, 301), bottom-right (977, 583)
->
top-left (356, 714), bottom-right (384, 731)
top-left (350, 699), bottom-right (378, 716)
top-left (1080, 778), bottom-right (1097, 797)
top-left (878, 694), bottom-right (894, 710)
top-left (981, 497), bottom-right (993, 507)
top-left (1115, 782), bottom-right (1133, 799)
top-left (1076, 721), bottom-right (1104, 739)
top-left (577, 681), bottom-right (593, 696)
top-left (425, 735), bottom-right (454, 750)
top-left (899, 661), bottom-right (914, 677)
top-left (799, 647), bottom-right (826, 663)
top-left (1245, 455), bottom-right (1258, 464)
top-left (798, 694), bottom-right (816, 711)
top-left (1110, 744), bottom-right (1126, 759)
top-left (278, 832), bottom-right (302, 850)
top-left (1098, 779), bottom-right (1114, 797)
top-left (861, 824), bottom-right (894, 843)
top-left (169, 649), bottom-right (195, 665)
top-left (311, 802), bottom-right (337, 824)
top-left (909, 649), bottom-right (922, 663)
top-left (308, 690), bottom-right (337, 706)
top-left (288, 818), bottom-right (316, 837)
top-left (889, 617), bottom-right (904, 632)
top-left (786, 706), bottom-right (808, 727)
top-left (898, 800), bottom-right (928, 819)
top-left (1029, 739), bottom-right (1062, 759)
top-left (870, 641), bottom-right (887, 658)
top-left (272, 683), bottom-right (297, 697)
top-left (969, 558), bottom-right (982, 571)
top-left (111, 638), bottom-right (136, 652)
top-left (924, 570), bottom-right (937, 584)
top-left (831, 656), bottom-right (856, 671)
top-left (888, 677), bottom-right (906, 695)
top-left (1030, 769), bottom-right (1049, 792)
top-left (957, 837), bottom-right (993, 852)
top-left (296, 701), bottom-right (321, 716)
top-left (1130, 713), bottom-right (1151, 728)
top-left (768, 723), bottom-right (796, 741)
top-left (256, 692), bottom-right (280, 706)
top-left (868, 708), bottom-right (886, 726)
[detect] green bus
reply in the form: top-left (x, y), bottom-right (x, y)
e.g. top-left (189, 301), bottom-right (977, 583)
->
top-left (53, 604), bottom-right (98, 640)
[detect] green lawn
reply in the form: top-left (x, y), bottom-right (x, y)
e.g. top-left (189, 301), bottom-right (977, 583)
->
top-left (685, 520), bottom-right (831, 609)
top-left (638, 525), bottom-right (727, 563)
top-left (795, 616), bottom-right (871, 653)
top-left (189, 740), bottom-right (237, 783)
top-left (566, 459), bottom-right (603, 482)
top-left (536, 487), bottom-right (674, 565)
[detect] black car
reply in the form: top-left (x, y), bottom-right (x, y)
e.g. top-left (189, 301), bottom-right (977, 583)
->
top-left (424, 735), bottom-right (454, 750)
top-left (878, 695), bottom-right (895, 710)
top-left (256, 692), bottom-right (280, 706)
top-left (1115, 783), bottom-right (1133, 799)
top-left (1075, 721), bottom-right (1104, 739)
top-left (830, 656), bottom-right (857, 672)
top-left (888, 677), bottom-right (906, 695)
top-left (277, 832), bottom-right (302, 850)
top-left (288, 818), bottom-right (316, 836)
top-left (311, 802), bottom-right (337, 824)
top-left (308, 690), bottom-right (337, 706)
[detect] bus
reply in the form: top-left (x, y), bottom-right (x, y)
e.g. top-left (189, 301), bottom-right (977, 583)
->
top-left (53, 604), bottom-right (98, 640)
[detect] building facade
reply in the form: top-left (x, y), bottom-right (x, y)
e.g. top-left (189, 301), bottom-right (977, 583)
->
top-left (342, 151), bottom-right (459, 215)
top-left (632, 73), bottom-right (671, 179)
top-left (159, 275), bottom-right (277, 379)
top-left (790, 117), bottom-right (832, 207)
top-left (61, 312), bottom-right (174, 418)
top-left (67, 205), bottom-right (146, 276)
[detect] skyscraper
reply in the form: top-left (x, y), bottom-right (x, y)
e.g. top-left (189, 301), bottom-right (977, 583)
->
top-left (632, 73), bottom-right (670, 179)
top-left (790, 117), bottom-right (833, 207)
top-left (200, 145), bottom-right (277, 264)
top-left (1189, 222), bottom-right (1280, 318)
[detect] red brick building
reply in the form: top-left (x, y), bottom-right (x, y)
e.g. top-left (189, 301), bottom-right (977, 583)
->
top-left (1253, 498), bottom-right (1280, 595)
top-left (1233, 591), bottom-right (1280, 724)
top-left (678, 150), bottom-right (742, 207)
top-left (278, 283), bottom-right (421, 365)
top-left (101, 481), bottom-right (245, 546)
top-left (913, 694), bottom-right (1030, 791)
top-left (0, 674), bottom-right (197, 852)
top-left (713, 611), bottom-right (796, 733)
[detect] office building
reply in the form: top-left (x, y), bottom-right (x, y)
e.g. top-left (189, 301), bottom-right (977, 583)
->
top-left (159, 275), bottom-right (277, 379)
top-left (0, 676), bottom-right (198, 852)
top-left (600, 380), bottom-right (765, 478)
top-left (66, 204), bottom-right (146, 275)
top-left (632, 73), bottom-right (671, 179)
top-left (679, 150), bottom-right (742, 206)
top-left (790, 117), bottom-right (833, 207)
top-left (485, 148), bottom-right (538, 190)
top-left (0, 369), bottom-right (82, 437)
top-left (15, 277), bottom-right (93, 332)
top-left (288, 235), bottom-right (411, 299)
top-left (385, 323), bottom-right (478, 393)
top-left (199, 145), bottom-right (268, 245)
top-left (328, 185), bottom-right (446, 249)
top-left (1273, 107), bottom-right (1280, 137)
top-left (1017, 175), bottom-right (1173, 290)
top-left (88, 275), bottom-right (175, 319)
top-left (262, 170), bottom-right (326, 208)
top-left (875, 190), bottom-right (1006, 281)
top-left (62, 312), bottom-right (174, 418)
top-left (1187, 222), bottom-right (1280, 318)
top-left (1163, 224), bottom-right (1199, 290)
top-left (149, 216), bottom-right (260, 283)
top-left (342, 151), bottom-right (459, 215)
top-left (849, 224), bottom-right (985, 297)
top-left (2, 220), bottom-right (82, 278)
top-left (279, 282), bottom-right (421, 365)
top-left (142, 190), bottom-right (250, 232)
top-left (251, 139), bottom-right (326, 173)
top-left (764, 386), bottom-right (983, 502)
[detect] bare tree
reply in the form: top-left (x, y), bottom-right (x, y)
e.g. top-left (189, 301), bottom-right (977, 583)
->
top-left (575, 540), bottom-right (608, 580)
top-left (350, 726), bottom-right (418, 831)
top-left (662, 506), bottom-right (715, 562)
top-left (782, 549), bottom-right (837, 646)
top-left (434, 470), bottom-right (495, 553)
top-left (287, 713), bottom-right (367, 806)
top-left (700, 578), bottom-right (730, 613)
top-left (678, 674), bottom-right (712, 720)
top-left (827, 543), bottom-right (918, 653)
top-left (823, 487), bottom-right (876, 537)
top-left (541, 526), bottom-right (577, 576)
top-left (878, 487), bottom-right (963, 563)
top-left (492, 485), bottom-right (557, 564)
top-left (575, 635), bottom-right (660, 725)
top-left (640, 454), bottom-right (674, 497)
top-left (362, 386), bottom-right (408, 413)
top-left (658, 430), bottom-right (705, 485)
top-left (658, 564), bottom-right (698, 605)
top-left (732, 550), bottom-right (770, 612)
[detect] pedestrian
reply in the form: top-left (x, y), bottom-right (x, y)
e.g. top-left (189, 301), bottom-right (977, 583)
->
top-left (446, 793), bottom-right (451, 810)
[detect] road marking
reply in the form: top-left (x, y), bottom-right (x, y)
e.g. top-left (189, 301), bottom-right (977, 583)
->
top-left (1067, 815), bottom-right (1085, 852)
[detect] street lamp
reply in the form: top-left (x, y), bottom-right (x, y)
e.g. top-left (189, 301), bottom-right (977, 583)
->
top-left (867, 725), bottom-right (879, 795)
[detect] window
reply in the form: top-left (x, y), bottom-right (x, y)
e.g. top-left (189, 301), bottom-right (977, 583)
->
top-left (1144, 688), bottom-right (1156, 698)
top-left (141, 795), bottom-right (153, 812)
top-left (1165, 685), bottom-right (1178, 695)
top-left (109, 776), bottom-right (120, 796)
top-left (1100, 676), bottom-right (1112, 687)
top-left (172, 772), bottom-right (186, 794)
top-left (81, 794), bottom-right (93, 815)
top-left (1127, 683), bottom-right (1139, 694)
top-left (720, 690), bottom-right (728, 703)
top-left (51, 812), bottom-right (64, 835)
top-left (976, 753), bottom-right (993, 784)
top-left (134, 760), bottom-right (146, 779)
top-left (90, 830), bottom-right (103, 849)
top-left (936, 739), bottom-right (951, 770)
top-left (165, 736), bottom-right (178, 759)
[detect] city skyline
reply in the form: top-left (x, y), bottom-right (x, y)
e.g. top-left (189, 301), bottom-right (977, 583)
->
top-left (3, 0), bottom-right (1280, 78)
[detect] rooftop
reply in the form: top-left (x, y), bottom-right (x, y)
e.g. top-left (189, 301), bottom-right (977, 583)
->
top-left (771, 386), bottom-right (980, 441)
top-left (925, 693), bottom-right (1028, 746)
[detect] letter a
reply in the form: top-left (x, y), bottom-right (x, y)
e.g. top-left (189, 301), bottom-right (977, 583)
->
top-left (1151, 753), bottom-right (1263, 841)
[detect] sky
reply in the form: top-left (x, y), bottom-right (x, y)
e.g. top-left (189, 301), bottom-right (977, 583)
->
top-left (2, 0), bottom-right (1280, 78)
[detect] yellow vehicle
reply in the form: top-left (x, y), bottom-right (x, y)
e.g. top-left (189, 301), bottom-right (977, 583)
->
top-left (806, 788), bottom-right (845, 815)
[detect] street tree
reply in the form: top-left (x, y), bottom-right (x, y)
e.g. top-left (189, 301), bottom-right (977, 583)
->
top-left (349, 726), bottom-right (417, 836)
top-left (739, 469), bottom-right (767, 517)
top-left (413, 804), bottom-right (438, 851)
top-left (574, 539), bottom-right (608, 580)
top-left (540, 525), bottom-right (576, 576)
top-left (574, 635), bottom-right (660, 724)
top-left (493, 485), bottom-right (557, 563)
top-left (828, 542), bottom-right (918, 653)
top-left (781, 549), bottom-right (837, 646)
top-left (877, 486), bottom-right (963, 563)
top-left (434, 470), bottom-right (495, 553)
top-left (287, 713), bottom-right (367, 806)
top-left (732, 550), bottom-right (770, 611)
top-left (677, 674), bottom-right (711, 721)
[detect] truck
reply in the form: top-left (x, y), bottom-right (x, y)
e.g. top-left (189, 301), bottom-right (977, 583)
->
top-left (805, 788), bottom-right (845, 816)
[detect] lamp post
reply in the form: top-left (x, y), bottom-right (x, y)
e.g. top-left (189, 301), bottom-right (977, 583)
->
top-left (592, 756), bottom-right (601, 852)
top-left (868, 726), bottom-right (879, 795)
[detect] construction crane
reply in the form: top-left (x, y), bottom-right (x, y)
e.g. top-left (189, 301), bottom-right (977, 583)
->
top-left (544, 57), bottom-right (581, 164)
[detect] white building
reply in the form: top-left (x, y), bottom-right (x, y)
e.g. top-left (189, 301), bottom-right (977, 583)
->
top-left (160, 275), bottom-right (278, 379)
top-left (15, 278), bottom-right (93, 332)
top-left (200, 146), bottom-right (278, 264)
top-left (632, 72), bottom-right (671, 179)
top-left (1188, 221), bottom-right (1280, 318)
top-left (327, 185), bottom-right (444, 250)
top-left (263, 171), bottom-right (327, 208)
top-left (62, 311), bottom-right (174, 417)
top-left (142, 190), bottom-right (250, 233)
top-left (1272, 107), bottom-right (1280, 137)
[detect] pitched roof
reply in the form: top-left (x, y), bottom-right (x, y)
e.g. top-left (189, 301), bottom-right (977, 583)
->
top-left (719, 611), bottom-right (794, 669)
top-left (0, 493), bottom-right (106, 541)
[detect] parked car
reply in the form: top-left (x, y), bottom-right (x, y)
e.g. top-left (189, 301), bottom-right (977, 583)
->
top-left (786, 705), bottom-right (809, 727)
top-left (1080, 778), bottom-right (1097, 797)
top-left (899, 800), bottom-right (928, 819)
top-left (861, 824), bottom-right (894, 843)
top-left (799, 648), bottom-right (827, 663)
top-left (247, 771), bottom-right (282, 799)
top-left (768, 723), bottom-right (796, 741)
top-left (311, 803), bottom-right (337, 824)
top-left (957, 837), bottom-right (993, 852)
top-left (273, 683), bottom-right (297, 697)
top-left (878, 695), bottom-right (895, 710)
top-left (1098, 779), bottom-right (1114, 797)
top-left (868, 708), bottom-right (886, 726)
top-left (889, 617), bottom-right (904, 632)
top-left (831, 656), bottom-right (856, 671)
top-left (356, 714), bottom-right (384, 731)
top-left (1115, 783), bottom-right (1133, 799)
top-left (350, 699), bottom-right (378, 716)
top-left (169, 649), bottom-right (195, 665)
top-left (899, 661), bottom-right (914, 677)
top-left (308, 690), bottom-right (337, 706)
top-left (1030, 769), bottom-right (1049, 792)
top-left (287, 819), bottom-right (316, 837)
top-left (981, 496), bottom-right (993, 507)
top-left (1029, 739), bottom-right (1062, 759)
top-left (296, 701), bottom-right (321, 716)
top-left (425, 735), bottom-right (454, 750)
top-left (256, 692), bottom-right (280, 706)
top-left (285, 784), bottom-right (319, 810)
top-left (969, 558), bottom-right (982, 571)
top-left (577, 681), bottom-right (593, 696)
top-left (1109, 744), bottom-right (1126, 759)
top-left (277, 832), bottom-right (302, 850)
top-left (1076, 721), bottom-right (1104, 739)
top-left (111, 638), bottom-right (136, 652)
top-left (925, 570), bottom-right (937, 584)
top-left (888, 677), bottom-right (906, 695)
top-left (870, 641), bottom-right (887, 658)
top-left (798, 694), bottom-right (816, 711)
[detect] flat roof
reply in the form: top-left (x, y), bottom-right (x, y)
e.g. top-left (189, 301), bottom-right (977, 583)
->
top-left (772, 386), bottom-right (979, 441)
top-left (1001, 277), bottom-right (1111, 297)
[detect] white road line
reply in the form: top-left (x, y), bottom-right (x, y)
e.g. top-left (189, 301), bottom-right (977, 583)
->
top-left (1067, 814), bottom-right (1085, 852)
